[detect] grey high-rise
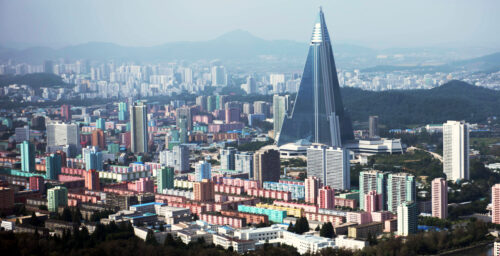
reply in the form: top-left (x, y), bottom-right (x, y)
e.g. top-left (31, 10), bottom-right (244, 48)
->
top-left (369, 116), bottom-right (379, 138)
top-left (130, 101), bottom-right (148, 153)
top-left (278, 9), bottom-right (353, 147)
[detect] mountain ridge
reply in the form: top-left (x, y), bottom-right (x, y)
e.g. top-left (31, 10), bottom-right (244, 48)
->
top-left (341, 80), bottom-right (500, 128)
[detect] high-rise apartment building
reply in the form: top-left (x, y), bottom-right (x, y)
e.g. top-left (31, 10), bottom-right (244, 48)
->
top-left (443, 120), bottom-right (469, 181)
top-left (318, 186), bottom-right (335, 209)
top-left (270, 73), bottom-right (286, 93)
top-left (83, 147), bottom-right (103, 171)
top-left (96, 118), bottom-right (106, 130)
top-left (46, 122), bottom-right (80, 148)
top-left (253, 101), bottom-right (270, 118)
top-left (397, 201), bottom-right (417, 236)
top-left (359, 170), bottom-right (387, 211)
top-left (173, 145), bottom-right (189, 173)
top-left (241, 76), bottom-right (257, 94)
top-left (91, 129), bottom-right (106, 149)
top-left (305, 176), bottom-right (321, 204)
top-left (235, 152), bottom-right (253, 177)
top-left (278, 9), bottom-right (353, 147)
top-left (157, 167), bottom-right (174, 193)
top-left (216, 95), bottom-right (228, 110)
top-left (21, 140), bottom-right (35, 172)
top-left (176, 106), bottom-right (193, 131)
top-left (307, 144), bottom-right (350, 190)
top-left (159, 145), bottom-right (189, 172)
top-left (184, 67), bottom-right (193, 84)
top-left (211, 66), bottom-right (227, 86)
top-left (242, 103), bottom-right (254, 115)
top-left (196, 96), bottom-right (207, 111)
top-left (61, 104), bottom-right (72, 122)
top-left (207, 96), bottom-right (216, 112)
top-left (0, 187), bottom-right (14, 212)
top-left (47, 186), bottom-right (68, 212)
top-left (118, 102), bottom-right (128, 121)
top-left (369, 116), bottom-right (379, 138)
top-left (492, 184), bottom-right (500, 224)
top-left (253, 146), bottom-right (280, 185)
top-left (220, 147), bottom-right (237, 171)
top-left (15, 126), bottom-right (30, 142)
top-left (431, 178), bottom-right (447, 219)
top-left (364, 190), bottom-right (383, 213)
top-left (85, 169), bottom-right (100, 191)
top-left (195, 161), bottom-right (211, 182)
top-left (29, 176), bottom-right (44, 191)
top-left (194, 179), bottom-right (214, 202)
top-left (130, 101), bottom-right (148, 153)
top-left (46, 154), bottom-right (62, 180)
top-left (225, 108), bottom-right (240, 123)
top-left (387, 173), bottom-right (416, 213)
top-left (273, 94), bottom-right (290, 140)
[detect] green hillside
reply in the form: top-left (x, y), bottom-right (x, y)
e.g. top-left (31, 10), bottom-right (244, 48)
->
top-left (341, 80), bottom-right (500, 128)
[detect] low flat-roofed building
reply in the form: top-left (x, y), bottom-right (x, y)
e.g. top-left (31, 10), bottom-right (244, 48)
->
top-left (176, 229), bottom-right (213, 245)
top-left (158, 205), bottom-right (191, 225)
top-left (235, 225), bottom-right (283, 241)
top-left (129, 202), bottom-right (166, 213)
top-left (384, 218), bottom-right (397, 233)
top-left (133, 226), bottom-right (171, 244)
top-left (267, 230), bottom-right (336, 254)
top-left (212, 233), bottom-right (256, 254)
top-left (278, 140), bottom-right (311, 158)
top-left (334, 222), bottom-right (358, 235)
top-left (335, 235), bottom-right (369, 251)
top-left (346, 139), bottom-right (404, 155)
top-left (348, 222), bottom-right (383, 239)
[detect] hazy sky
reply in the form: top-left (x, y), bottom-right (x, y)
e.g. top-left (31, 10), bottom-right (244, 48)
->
top-left (1, 0), bottom-right (499, 49)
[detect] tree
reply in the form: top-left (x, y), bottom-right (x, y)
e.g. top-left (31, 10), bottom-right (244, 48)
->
top-left (164, 233), bottom-right (177, 247)
top-left (61, 207), bottom-right (72, 222)
top-left (287, 223), bottom-right (295, 232)
top-left (29, 212), bottom-right (42, 227)
top-left (315, 225), bottom-right (321, 231)
top-left (72, 208), bottom-right (82, 224)
top-left (320, 222), bottom-right (334, 238)
top-left (293, 217), bottom-right (309, 234)
top-left (145, 229), bottom-right (158, 245)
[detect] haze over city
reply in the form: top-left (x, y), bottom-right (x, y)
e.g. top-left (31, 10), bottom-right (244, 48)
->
top-left (1, 0), bottom-right (500, 49)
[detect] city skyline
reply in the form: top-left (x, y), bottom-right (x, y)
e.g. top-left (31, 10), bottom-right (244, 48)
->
top-left (0, 2), bottom-right (498, 255)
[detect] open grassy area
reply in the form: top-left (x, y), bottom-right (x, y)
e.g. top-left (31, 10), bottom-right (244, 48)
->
top-left (369, 149), bottom-right (444, 182)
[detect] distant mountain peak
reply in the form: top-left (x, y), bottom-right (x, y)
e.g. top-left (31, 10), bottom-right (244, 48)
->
top-left (213, 29), bottom-right (264, 43)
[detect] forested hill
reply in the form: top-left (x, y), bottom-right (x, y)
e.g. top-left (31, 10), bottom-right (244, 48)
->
top-left (341, 80), bottom-right (500, 128)
top-left (0, 73), bottom-right (67, 90)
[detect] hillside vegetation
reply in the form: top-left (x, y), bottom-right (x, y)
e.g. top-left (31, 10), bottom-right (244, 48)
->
top-left (341, 80), bottom-right (500, 128)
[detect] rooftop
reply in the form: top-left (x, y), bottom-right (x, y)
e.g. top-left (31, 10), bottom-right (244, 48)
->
top-left (130, 202), bottom-right (166, 208)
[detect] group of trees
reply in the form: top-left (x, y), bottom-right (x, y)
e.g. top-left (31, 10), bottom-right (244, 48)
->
top-left (417, 216), bottom-right (452, 229)
top-left (369, 149), bottom-right (444, 182)
top-left (0, 220), bottom-right (354, 256)
top-left (318, 222), bottom-right (335, 238)
top-left (237, 140), bottom-right (273, 151)
top-left (287, 217), bottom-right (310, 234)
top-left (58, 207), bottom-right (83, 224)
top-left (0, 218), bottom-right (493, 256)
top-left (359, 219), bottom-right (490, 256)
